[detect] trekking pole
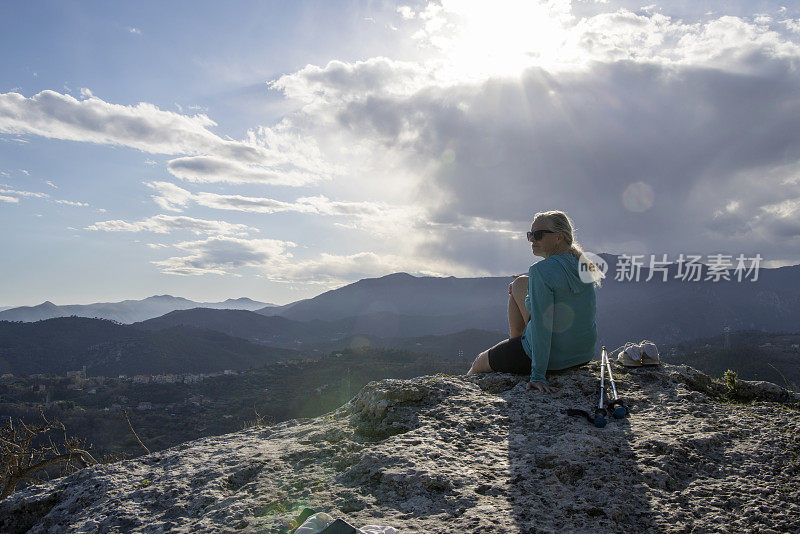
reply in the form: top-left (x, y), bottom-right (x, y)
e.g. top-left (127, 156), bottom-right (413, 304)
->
top-left (566, 347), bottom-right (613, 427)
top-left (593, 347), bottom-right (608, 428)
top-left (603, 346), bottom-right (628, 419)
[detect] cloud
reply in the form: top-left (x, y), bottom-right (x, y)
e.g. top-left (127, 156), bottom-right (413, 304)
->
top-left (45, 180), bottom-right (57, 188)
top-left (397, 6), bottom-right (416, 19)
top-left (0, 90), bottom-right (333, 186)
top-left (79, 88), bottom-right (93, 99)
top-left (0, 90), bottom-right (259, 159)
top-left (143, 181), bottom-right (419, 238)
top-left (269, 57), bottom-right (432, 104)
top-left (151, 236), bottom-right (296, 276)
top-left (668, 15), bottom-right (800, 69)
top-left (0, 188), bottom-right (48, 199)
top-left (273, 251), bottom-right (484, 283)
top-left (0, 195), bottom-right (18, 203)
top-left (340, 61), bottom-right (800, 259)
top-left (165, 155), bottom-right (323, 185)
top-left (186, 189), bottom-right (397, 219)
top-left (145, 181), bottom-right (194, 212)
top-left (293, 195), bottom-right (384, 216)
top-left (149, 234), bottom-right (481, 281)
top-left (783, 19), bottom-right (800, 33)
top-left (0, 186), bottom-right (87, 207)
top-left (192, 192), bottom-right (304, 214)
top-left (259, 3), bottom-right (800, 272)
top-left (128, 27), bottom-right (141, 35)
top-left (144, 180), bottom-right (388, 216)
top-left (85, 214), bottom-right (257, 236)
top-left (387, 2), bottom-right (800, 80)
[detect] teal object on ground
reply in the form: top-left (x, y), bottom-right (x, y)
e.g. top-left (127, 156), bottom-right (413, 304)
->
top-left (521, 252), bottom-right (598, 384)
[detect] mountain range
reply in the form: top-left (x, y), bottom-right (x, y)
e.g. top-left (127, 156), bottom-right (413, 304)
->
top-left (0, 316), bottom-right (296, 376)
top-left (0, 295), bottom-right (274, 323)
top-left (3, 252), bottom-right (800, 360)
top-left (254, 253), bottom-right (800, 348)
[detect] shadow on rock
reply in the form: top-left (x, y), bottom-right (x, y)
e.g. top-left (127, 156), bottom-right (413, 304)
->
top-left (472, 362), bottom-right (660, 533)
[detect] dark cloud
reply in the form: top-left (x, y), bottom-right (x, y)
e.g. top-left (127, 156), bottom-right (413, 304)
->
top-left (333, 59), bottom-right (800, 265)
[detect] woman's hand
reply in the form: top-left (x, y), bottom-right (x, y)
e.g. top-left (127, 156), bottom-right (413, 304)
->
top-left (527, 381), bottom-right (558, 394)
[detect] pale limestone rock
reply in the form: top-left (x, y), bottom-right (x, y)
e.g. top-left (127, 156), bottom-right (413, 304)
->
top-left (1, 362), bottom-right (798, 533)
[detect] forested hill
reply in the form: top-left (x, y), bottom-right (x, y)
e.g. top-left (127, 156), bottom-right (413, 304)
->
top-left (0, 317), bottom-right (297, 376)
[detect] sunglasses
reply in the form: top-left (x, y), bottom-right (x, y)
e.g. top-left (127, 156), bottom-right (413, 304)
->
top-left (527, 229), bottom-right (556, 242)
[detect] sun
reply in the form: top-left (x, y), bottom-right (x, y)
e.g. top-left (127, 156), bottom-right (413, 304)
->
top-left (419, 0), bottom-right (577, 81)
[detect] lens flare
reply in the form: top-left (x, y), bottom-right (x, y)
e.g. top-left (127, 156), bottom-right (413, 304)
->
top-left (621, 181), bottom-right (655, 212)
top-left (552, 302), bottom-right (575, 333)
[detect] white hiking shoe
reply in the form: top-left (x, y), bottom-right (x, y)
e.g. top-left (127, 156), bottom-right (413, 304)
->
top-left (616, 342), bottom-right (643, 367)
top-left (639, 340), bottom-right (661, 365)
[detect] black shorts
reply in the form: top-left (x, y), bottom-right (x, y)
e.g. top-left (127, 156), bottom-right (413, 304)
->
top-left (487, 336), bottom-right (531, 375)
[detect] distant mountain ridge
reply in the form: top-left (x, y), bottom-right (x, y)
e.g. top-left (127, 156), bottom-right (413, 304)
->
top-left (0, 316), bottom-right (297, 376)
top-left (132, 307), bottom-right (507, 354)
top-left (255, 271), bottom-right (505, 320)
top-left (254, 253), bottom-right (800, 348)
top-left (0, 295), bottom-right (275, 323)
top-left (131, 308), bottom-right (312, 347)
top-left (4, 252), bottom-right (800, 349)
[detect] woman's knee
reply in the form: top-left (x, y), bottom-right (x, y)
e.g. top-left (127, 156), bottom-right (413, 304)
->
top-left (510, 276), bottom-right (530, 317)
top-left (510, 275), bottom-right (528, 298)
top-left (469, 350), bottom-right (492, 374)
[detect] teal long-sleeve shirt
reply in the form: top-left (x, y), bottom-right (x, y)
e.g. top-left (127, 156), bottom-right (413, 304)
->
top-left (521, 253), bottom-right (598, 384)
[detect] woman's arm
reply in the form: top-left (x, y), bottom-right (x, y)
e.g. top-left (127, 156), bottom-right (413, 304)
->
top-left (527, 264), bottom-right (554, 384)
top-left (524, 287), bottom-right (532, 315)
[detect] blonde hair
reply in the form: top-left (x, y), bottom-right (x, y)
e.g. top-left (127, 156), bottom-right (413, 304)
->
top-left (534, 210), bottom-right (605, 288)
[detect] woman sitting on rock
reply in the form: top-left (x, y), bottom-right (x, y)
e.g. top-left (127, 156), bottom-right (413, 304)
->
top-left (467, 210), bottom-right (604, 394)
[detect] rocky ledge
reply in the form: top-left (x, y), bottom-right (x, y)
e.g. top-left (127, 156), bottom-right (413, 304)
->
top-left (1, 362), bottom-right (799, 533)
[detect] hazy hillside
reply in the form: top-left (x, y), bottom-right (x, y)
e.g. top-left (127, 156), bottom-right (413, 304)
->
top-left (663, 331), bottom-right (800, 389)
top-left (0, 295), bottom-right (275, 323)
top-left (305, 328), bottom-right (506, 359)
top-left (4, 254), bottom-right (800, 354)
top-left (319, 309), bottom-right (507, 340)
top-left (254, 255), bottom-right (800, 349)
top-left (132, 307), bottom-right (508, 348)
top-left (131, 308), bottom-right (311, 346)
top-left (0, 347), bottom-right (473, 483)
top-left (257, 272), bottom-right (509, 320)
top-left (0, 317), bottom-right (297, 376)
top-left (0, 316), bottom-right (132, 375)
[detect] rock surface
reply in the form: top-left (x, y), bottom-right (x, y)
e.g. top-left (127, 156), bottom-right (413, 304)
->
top-left (2, 362), bottom-right (799, 533)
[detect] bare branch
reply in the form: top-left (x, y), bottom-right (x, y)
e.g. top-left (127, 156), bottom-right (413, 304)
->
top-left (121, 409), bottom-right (150, 455)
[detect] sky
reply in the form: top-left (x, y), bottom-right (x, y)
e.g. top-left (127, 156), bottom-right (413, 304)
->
top-left (2, 0), bottom-right (800, 307)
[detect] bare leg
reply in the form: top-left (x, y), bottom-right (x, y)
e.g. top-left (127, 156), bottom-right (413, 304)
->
top-left (508, 276), bottom-right (531, 337)
top-left (508, 294), bottom-right (526, 338)
top-left (467, 350), bottom-right (492, 375)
